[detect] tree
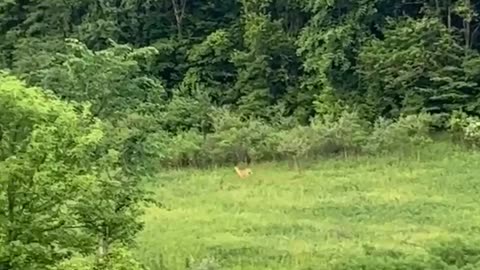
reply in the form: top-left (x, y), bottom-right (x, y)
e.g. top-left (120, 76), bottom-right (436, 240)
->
top-left (0, 72), bottom-right (149, 269)
top-left (232, 0), bottom-right (301, 119)
top-left (27, 38), bottom-right (168, 175)
top-left (296, 0), bottom-right (385, 119)
top-left (358, 17), bottom-right (479, 118)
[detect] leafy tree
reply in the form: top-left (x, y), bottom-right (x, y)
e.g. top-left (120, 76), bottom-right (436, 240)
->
top-left (183, 29), bottom-right (237, 106)
top-left (297, 0), bottom-right (386, 119)
top-left (277, 126), bottom-right (314, 171)
top-left (358, 17), bottom-right (479, 119)
top-left (231, 0), bottom-right (301, 119)
top-left (0, 72), bottom-right (150, 269)
top-left (28, 38), bottom-right (167, 175)
top-left (317, 111), bottom-right (370, 156)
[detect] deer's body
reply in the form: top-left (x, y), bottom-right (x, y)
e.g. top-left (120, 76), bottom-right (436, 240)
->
top-left (234, 166), bottom-right (252, 178)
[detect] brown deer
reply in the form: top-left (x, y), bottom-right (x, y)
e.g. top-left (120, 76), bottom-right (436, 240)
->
top-left (234, 166), bottom-right (252, 179)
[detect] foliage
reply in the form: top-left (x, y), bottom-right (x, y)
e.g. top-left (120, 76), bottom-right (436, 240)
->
top-left (0, 73), bottom-right (149, 269)
top-left (39, 38), bottom-right (165, 120)
top-left (448, 111), bottom-right (480, 147)
top-left (365, 113), bottom-right (434, 157)
top-left (0, 72), bottom-right (103, 269)
top-left (232, 7), bottom-right (300, 119)
top-left (146, 109), bottom-right (436, 168)
top-left (276, 125), bottom-right (314, 170)
top-left (51, 245), bottom-right (146, 270)
top-left (3, 0), bottom-right (480, 128)
top-left (6, 0), bottom-right (480, 267)
top-left (24, 38), bottom-right (167, 175)
top-left (310, 111), bottom-right (370, 157)
top-left (358, 17), bottom-right (477, 118)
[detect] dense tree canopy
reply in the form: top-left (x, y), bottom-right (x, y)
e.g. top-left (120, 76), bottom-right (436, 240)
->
top-left (3, 0), bottom-right (480, 125)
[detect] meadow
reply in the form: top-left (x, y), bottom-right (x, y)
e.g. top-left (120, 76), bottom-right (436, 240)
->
top-left (135, 142), bottom-right (480, 270)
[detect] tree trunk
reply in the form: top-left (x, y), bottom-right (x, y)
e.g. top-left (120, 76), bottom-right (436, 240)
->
top-left (434, 0), bottom-right (440, 15)
top-left (97, 227), bottom-right (109, 261)
top-left (447, 5), bottom-right (451, 29)
top-left (464, 0), bottom-right (471, 52)
top-left (293, 156), bottom-right (298, 171)
top-left (7, 178), bottom-right (16, 243)
top-left (171, 0), bottom-right (187, 38)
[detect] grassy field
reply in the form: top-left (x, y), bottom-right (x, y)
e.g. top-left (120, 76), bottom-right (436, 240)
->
top-left (135, 142), bottom-right (480, 270)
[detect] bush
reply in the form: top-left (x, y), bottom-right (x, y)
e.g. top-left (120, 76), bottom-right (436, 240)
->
top-left (51, 246), bottom-right (146, 270)
top-left (447, 110), bottom-right (480, 148)
top-left (463, 118), bottom-right (480, 147)
top-left (170, 130), bottom-right (205, 167)
top-left (208, 108), bottom-right (280, 165)
top-left (277, 125), bottom-right (315, 170)
top-left (149, 109), bottom-right (441, 169)
top-left (447, 110), bottom-right (469, 141)
top-left (310, 111), bottom-right (370, 157)
top-left (208, 108), bottom-right (252, 164)
top-left (364, 113), bottom-right (434, 158)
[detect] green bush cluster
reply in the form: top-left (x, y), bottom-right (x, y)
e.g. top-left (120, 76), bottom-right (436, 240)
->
top-left (448, 110), bottom-right (480, 148)
top-left (149, 110), bottom-right (437, 169)
top-left (50, 246), bottom-right (145, 270)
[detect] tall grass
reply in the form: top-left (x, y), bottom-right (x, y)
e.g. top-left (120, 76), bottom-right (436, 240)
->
top-left (135, 141), bottom-right (480, 270)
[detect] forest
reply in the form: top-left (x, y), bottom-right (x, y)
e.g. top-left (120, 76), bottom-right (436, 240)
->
top-left (3, 0), bottom-right (480, 269)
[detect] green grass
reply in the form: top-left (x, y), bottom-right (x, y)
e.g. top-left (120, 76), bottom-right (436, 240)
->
top-left (134, 142), bottom-right (480, 270)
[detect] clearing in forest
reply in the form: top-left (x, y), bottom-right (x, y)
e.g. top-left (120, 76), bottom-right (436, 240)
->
top-left (135, 143), bottom-right (480, 270)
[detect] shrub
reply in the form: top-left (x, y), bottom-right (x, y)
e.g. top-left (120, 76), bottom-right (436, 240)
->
top-left (149, 110), bottom-right (443, 169)
top-left (363, 117), bottom-right (396, 154)
top-left (277, 125), bottom-right (314, 170)
top-left (169, 130), bottom-right (205, 167)
top-left (208, 108), bottom-right (280, 165)
top-left (462, 117), bottom-right (480, 147)
top-left (310, 111), bottom-right (370, 157)
top-left (243, 119), bottom-right (280, 162)
top-left (208, 108), bottom-right (252, 164)
top-left (144, 130), bottom-right (176, 168)
top-left (364, 113), bottom-right (434, 158)
top-left (447, 110), bottom-right (469, 142)
top-left (51, 246), bottom-right (146, 270)
top-left (446, 110), bottom-right (480, 148)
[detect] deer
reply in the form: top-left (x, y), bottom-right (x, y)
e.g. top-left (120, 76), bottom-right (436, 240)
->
top-left (234, 166), bottom-right (252, 179)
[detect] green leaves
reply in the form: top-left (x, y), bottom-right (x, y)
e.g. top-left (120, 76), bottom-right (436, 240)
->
top-left (358, 17), bottom-right (478, 118)
top-left (232, 5), bottom-right (300, 119)
top-left (0, 73), bottom-right (149, 269)
top-left (30, 39), bottom-right (168, 175)
top-left (0, 72), bottom-right (101, 269)
top-left (51, 245), bottom-right (145, 270)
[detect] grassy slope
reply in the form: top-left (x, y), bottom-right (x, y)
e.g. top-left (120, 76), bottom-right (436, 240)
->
top-left (135, 143), bottom-right (480, 270)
